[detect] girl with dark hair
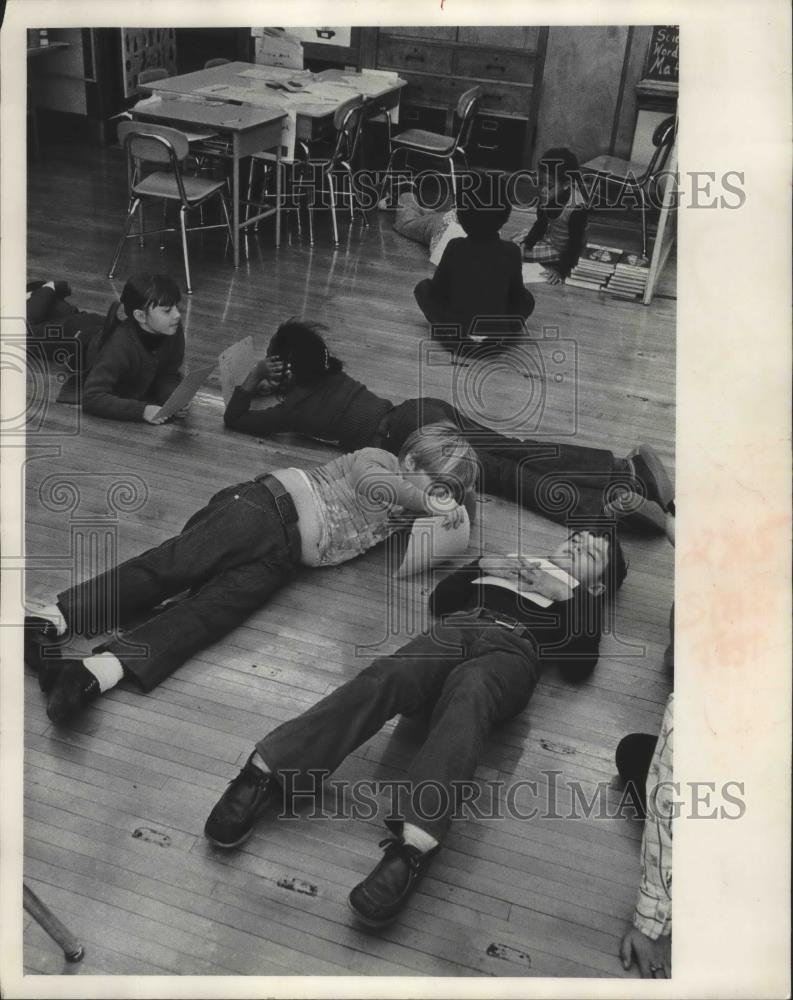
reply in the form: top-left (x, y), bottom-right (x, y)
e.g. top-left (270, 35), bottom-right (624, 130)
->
top-left (75, 272), bottom-right (186, 423)
top-left (223, 320), bottom-right (675, 533)
top-left (516, 147), bottom-right (588, 284)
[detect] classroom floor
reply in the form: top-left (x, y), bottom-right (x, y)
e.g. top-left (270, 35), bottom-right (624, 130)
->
top-left (21, 140), bottom-right (675, 978)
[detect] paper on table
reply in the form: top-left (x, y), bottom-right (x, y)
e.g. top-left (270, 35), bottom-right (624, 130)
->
top-left (152, 364), bottom-right (215, 421)
top-left (473, 556), bottom-right (579, 608)
top-left (237, 65), bottom-right (299, 81)
top-left (522, 262), bottom-right (552, 284)
top-left (218, 337), bottom-right (255, 406)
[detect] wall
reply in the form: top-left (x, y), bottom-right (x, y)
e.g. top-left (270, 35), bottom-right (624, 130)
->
top-left (29, 28), bottom-right (87, 115)
top-left (532, 25), bottom-right (661, 168)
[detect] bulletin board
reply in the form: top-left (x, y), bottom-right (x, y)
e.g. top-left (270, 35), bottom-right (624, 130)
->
top-left (120, 28), bottom-right (178, 97)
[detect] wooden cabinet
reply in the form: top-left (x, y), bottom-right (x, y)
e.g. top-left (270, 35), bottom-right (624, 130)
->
top-left (361, 26), bottom-right (548, 170)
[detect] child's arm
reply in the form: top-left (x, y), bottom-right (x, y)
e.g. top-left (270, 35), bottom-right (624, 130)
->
top-left (522, 209), bottom-right (548, 249)
top-left (148, 327), bottom-right (186, 405)
top-left (551, 208), bottom-right (587, 279)
top-left (82, 337), bottom-right (149, 422)
top-left (350, 449), bottom-right (459, 518)
top-left (223, 359), bottom-right (293, 434)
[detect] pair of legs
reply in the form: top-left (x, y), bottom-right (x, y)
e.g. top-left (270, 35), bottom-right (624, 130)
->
top-left (373, 396), bottom-right (658, 528)
top-left (28, 479), bottom-right (297, 719)
top-left (205, 614), bottom-right (540, 924)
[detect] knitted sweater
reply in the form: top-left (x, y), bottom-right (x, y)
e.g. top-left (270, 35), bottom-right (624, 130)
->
top-left (223, 371), bottom-right (394, 451)
top-left (82, 320), bottom-right (185, 421)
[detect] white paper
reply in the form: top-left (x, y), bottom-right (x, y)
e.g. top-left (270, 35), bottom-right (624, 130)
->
top-left (429, 217), bottom-right (466, 266)
top-left (473, 556), bottom-right (579, 608)
top-left (152, 364), bottom-right (215, 421)
top-left (521, 262), bottom-right (553, 284)
top-left (217, 338), bottom-right (255, 406)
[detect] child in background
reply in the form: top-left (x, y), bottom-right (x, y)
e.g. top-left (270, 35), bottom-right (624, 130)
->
top-left (412, 172), bottom-right (534, 350)
top-left (78, 273), bottom-right (185, 424)
top-left (24, 422), bottom-right (476, 725)
top-left (517, 147), bottom-right (587, 284)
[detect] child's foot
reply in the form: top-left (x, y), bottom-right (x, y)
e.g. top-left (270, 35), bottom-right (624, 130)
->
top-left (46, 660), bottom-right (102, 723)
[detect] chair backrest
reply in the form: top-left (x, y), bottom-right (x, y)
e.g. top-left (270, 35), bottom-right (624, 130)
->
top-left (328, 95), bottom-right (366, 167)
top-left (453, 85), bottom-right (482, 151)
top-left (117, 121), bottom-right (190, 165)
top-left (647, 115), bottom-right (677, 176)
top-left (204, 57), bottom-right (230, 69)
top-left (137, 67), bottom-right (169, 87)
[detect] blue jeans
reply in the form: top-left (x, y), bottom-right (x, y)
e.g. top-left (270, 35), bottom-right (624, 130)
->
top-left (58, 480), bottom-right (298, 691)
top-left (258, 614), bottom-right (541, 841)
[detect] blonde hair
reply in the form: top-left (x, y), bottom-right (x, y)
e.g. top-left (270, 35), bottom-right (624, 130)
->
top-left (399, 421), bottom-right (477, 501)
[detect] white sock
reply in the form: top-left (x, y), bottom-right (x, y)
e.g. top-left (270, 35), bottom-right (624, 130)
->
top-left (250, 750), bottom-right (271, 773)
top-left (82, 653), bottom-right (124, 693)
top-left (29, 603), bottom-right (67, 636)
top-left (402, 822), bottom-right (439, 853)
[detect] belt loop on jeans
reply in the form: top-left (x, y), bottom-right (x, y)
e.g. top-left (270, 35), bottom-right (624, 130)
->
top-left (254, 473), bottom-right (301, 563)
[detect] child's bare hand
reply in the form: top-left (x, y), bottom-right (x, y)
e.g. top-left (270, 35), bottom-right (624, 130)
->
top-left (143, 405), bottom-right (167, 425)
top-left (439, 506), bottom-right (465, 530)
top-left (260, 356), bottom-right (290, 386)
top-left (545, 268), bottom-right (563, 285)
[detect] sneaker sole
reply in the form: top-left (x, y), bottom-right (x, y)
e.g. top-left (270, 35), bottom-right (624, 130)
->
top-left (635, 445), bottom-right (674, 509)
top-left (346, 895), bottom-right (398, 929)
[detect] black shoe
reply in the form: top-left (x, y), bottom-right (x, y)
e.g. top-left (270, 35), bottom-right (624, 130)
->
top-left (628, 445), bottom-right (674, 511)
top-left (348, 837), bottom-right (439, 928)
top-left (24, 615), bottom-right (65, 692)
top-left (204, 754), bottom-right (283, 848)
top-left (46, 659), bottom-right (101, 723)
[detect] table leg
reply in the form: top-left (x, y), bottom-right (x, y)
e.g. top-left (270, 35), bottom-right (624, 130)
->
top-left (232, 136), bottom-right (240, 268)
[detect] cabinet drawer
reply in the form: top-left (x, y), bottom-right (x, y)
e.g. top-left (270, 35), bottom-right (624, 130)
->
top-left (457, 26), bottom-right (542, 50)
top-left (399, 73), bottom-right (465, 108)
top-left (467, 113), bottom-right (527, 170)
top-left (377, 37), bottom-right (454, 74)
top-left (380, 26), bottom-right (458, 41)
top-left (454, 47), bottom-right (534, 84)
top-left (399, 103), bottom-right (449, 133)
top-left (478, 82), bottom-right (532, 115)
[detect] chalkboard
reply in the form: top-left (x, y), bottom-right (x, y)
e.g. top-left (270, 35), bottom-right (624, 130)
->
top-left (643, 26), bottom-right (679, 83)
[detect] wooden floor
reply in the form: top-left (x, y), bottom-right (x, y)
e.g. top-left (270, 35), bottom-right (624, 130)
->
top-left (21, 140), bottom-right (675, 979)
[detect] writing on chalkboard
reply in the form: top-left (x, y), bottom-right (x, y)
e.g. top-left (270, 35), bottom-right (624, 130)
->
top-left (644, 25), bottom-right (679, 83)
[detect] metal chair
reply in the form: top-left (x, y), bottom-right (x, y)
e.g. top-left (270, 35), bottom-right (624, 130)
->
top-left (107, 121), bottom-right (233, 294)
top-left (580, 115), bottom-right (677, 257)
top-left (379, 85), bottom-right (482, 201)
top-left (295, 95), bottom-right (368, 246)
top-left (204, 57), bottom-right (230, 69)
top-left (137, 66), bottom-right (169, 93)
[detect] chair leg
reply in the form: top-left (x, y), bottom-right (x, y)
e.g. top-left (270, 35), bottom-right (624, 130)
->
top-left (23, 884), bottom-right (84, 963)
top-left (377, 148), bottom-right (398, 204)
top-left (137, 200), bottom-right (145, 248)
top-left (639, 188), bottom-right (648, 258)
top-left (219, 191), bottom-right (234, 248)
top-left (178, 206), bottom-right (192, 294)
top-left (327, 171), bottom-right (339, 246)
top-left (449, 157), bottom-right (457, 200)
top-left (107, 197), bottom-right (140, 279)
top-left (160, 200), bottom-right (168, 251)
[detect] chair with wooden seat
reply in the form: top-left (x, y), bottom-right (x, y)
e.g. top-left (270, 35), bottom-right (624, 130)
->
top-left (378, 85), bottom-right (482, 201)
top-left (137, 66), bottom-right (169, 92)
top-left (204, 57), bottom-right (230, 69)
top-left (107, 121), bottom-right (233, 294)
top-left (580, 115), bottom-right (677, 257)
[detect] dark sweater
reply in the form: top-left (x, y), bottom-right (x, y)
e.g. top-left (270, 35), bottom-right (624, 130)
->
top-left (223, 371), bottom-right (394, 451)
top-left (82, 319), bottom-right (185, 421)
top-left (429, 235), bottom-right (527, 330)
top-left (430, 559), bottom-right (604, 681)
top-left (524, 205), bottom-right (588, 278)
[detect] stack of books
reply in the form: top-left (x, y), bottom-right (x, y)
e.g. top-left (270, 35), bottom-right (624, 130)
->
top-left (605, 254), bottom-right (650, 300)
top-left (566, 244), bottom-right (624, 290)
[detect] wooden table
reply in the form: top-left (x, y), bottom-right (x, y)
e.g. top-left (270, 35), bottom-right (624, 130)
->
top-left (131, 100), bottom-right (287, 268)
top-left (146, 62), bottom-right (405, 144)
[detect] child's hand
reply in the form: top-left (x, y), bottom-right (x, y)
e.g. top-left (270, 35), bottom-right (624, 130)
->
top-left (544, 268), bottom-right (563, 285)
top-left (259, 356), bottom-right (290, 387)
top-left (171, 404), bottom-right (190, 420)
top-left (439, 506), bottom-right (465, 531)
top-left (143, 405), bottom-right (167, 425)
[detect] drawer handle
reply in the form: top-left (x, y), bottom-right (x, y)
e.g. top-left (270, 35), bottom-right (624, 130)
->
top-left (485, 63), bottom-right (506, 73)
top-left (476, 143), bottom-right (499, 151)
